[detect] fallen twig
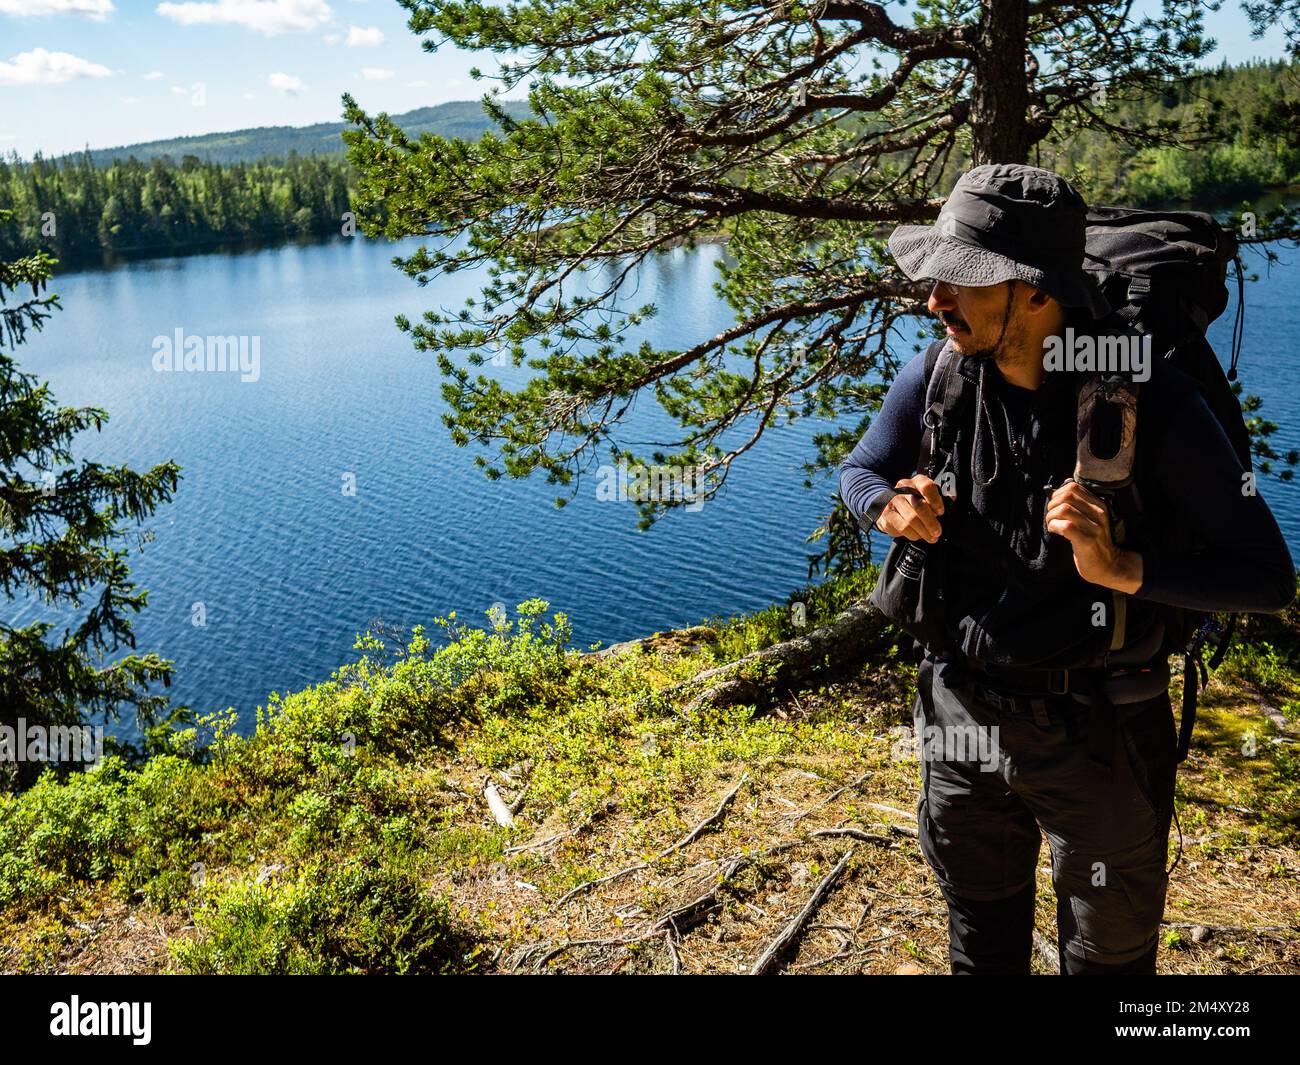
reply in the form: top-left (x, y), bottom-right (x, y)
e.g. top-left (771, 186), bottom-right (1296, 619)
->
top-left (749, 847), bottom-right (856, 975)
top-left (555, 774), bottom-right (749, 907)
top-left (664, 931), bottom-right (682, 975)
top-left (648, 839), bottom-right (806, 934)
top-left (809, 826), bottom-right (896, 846)
top-left (553, 859), bottom-right (650, 908)
top-left (780, 771), bottom-right (871, 826)
top-left (787, 931), bottom-right (902, 972)
top-left (504, 830), bottom-right (572, 856)
top-left (1161, 920), bottom-right (1298, 937)
top-left (867, 801), bottom-right (917, 822)
top-left (659, 772), bottom-right (749, 856)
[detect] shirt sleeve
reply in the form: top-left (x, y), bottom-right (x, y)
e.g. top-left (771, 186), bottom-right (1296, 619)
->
top-left (1131, 368), bottom-right (1296, 614)
top-left (839, 349), bottom-right (928, 529)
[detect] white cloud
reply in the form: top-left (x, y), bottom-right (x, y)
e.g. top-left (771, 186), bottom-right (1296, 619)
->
top-left (119, 95), bottom-right (140, 104)
top-left (0, 48), bottom-right (112, 86)
top-left (0, 0), bottom-right (114, 19)
top-left (267, 71), bottom-right (305, 93)
top-left (406, 79), bottom-right (429, 88)
top-left (169, 84), bottom-right (188, 94)
top-left (241, 91), bottom-right (256, 99)
top-left (346, 24), bottom-right (382, 46)
top-left (155, 0), bottom-right (331, 35)
top-left (360, 67), bottom-right (393, 80)
top-left (143, 69), bottom-right (164, 80)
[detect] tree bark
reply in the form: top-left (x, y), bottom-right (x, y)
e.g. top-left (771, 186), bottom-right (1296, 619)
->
top-left (969, 0), bottom-right (1033, 165)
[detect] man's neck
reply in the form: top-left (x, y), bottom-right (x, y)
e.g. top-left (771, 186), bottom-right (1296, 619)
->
top-left (991, 349), bottom-right (1045, 391)
top-left (990, 313), bottom-right (1072, 391)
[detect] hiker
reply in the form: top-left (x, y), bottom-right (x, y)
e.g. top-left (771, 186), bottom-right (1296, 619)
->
top-left (840, 163), bottom-right (1295, 975)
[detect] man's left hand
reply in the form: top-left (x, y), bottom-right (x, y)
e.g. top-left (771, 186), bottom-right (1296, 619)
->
top-left (1044, 479), bottom-right (1143, 593)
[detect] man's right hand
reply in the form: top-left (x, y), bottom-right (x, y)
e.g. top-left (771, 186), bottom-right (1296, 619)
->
top-left (875, 474), bottom-right (946, 543)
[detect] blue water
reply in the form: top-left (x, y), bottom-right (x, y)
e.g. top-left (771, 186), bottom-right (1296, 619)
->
top-left (13, 235), bottom-right (854, 731)
top-left (11, 231), bottom-right (1300, 734)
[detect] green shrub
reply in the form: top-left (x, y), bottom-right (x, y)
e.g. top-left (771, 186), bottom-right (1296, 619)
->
top-left (172, 854), bottom-right (480, 974)
top-left (0, 758), bottom-right (134, 910)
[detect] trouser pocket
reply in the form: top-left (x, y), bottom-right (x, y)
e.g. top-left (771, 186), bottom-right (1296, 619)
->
top-left (1117, 694), bottom-right (1178, 839)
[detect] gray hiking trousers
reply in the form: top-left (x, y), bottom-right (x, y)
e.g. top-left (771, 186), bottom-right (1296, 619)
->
top-left (912, 651), bottom-right (1180, 971)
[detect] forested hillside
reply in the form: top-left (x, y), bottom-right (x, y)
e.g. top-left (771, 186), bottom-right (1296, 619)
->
top-left (1042, 58), bottom-right (1300, 204)
top-left (75, 100), bottom-right (533, 168)
top-left (0, 153), bottom-right (352, 263)
top-left (1, 61), bottom-right (1295, 267)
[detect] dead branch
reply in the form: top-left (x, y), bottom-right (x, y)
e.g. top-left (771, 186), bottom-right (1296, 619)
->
top-left (749, 847), bottom-right (856, 974)
top-left (809, 826), bottom-right (897, 846)
top-left (555, 774), bottom-right (749, 907)
top-left (1161, 921), bottom-right (1299, 938)
top-left (503, 830), bottom-right (573, 856)
top-left (659, 772), bottom-right (749, 855)
top-left (867, 801), bottom-right (917, 822)
top-left (664, 931), bottom-right (682, 975)
top-left (649, 839), bottom-right (808, 934)
top-left (780, 770), bottom-right (871, 825)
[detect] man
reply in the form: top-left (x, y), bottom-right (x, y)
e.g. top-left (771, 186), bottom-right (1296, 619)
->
top-left (840, 164), bottom-right (1295, 975)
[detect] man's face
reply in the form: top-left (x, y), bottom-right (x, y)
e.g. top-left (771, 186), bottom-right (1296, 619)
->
top-left (926, 279), bottom-right (1018, 359)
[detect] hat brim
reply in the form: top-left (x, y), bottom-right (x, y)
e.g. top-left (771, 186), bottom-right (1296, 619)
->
top-left (888, 225), bottom-right (1111, 320)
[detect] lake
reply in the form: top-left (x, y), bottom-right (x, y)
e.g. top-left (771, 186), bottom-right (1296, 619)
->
top-left (12, 229), bottom-right (1300, 735)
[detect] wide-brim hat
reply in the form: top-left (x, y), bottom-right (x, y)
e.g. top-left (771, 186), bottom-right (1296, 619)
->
top-left (888, 164), bottom-right (1111, 319)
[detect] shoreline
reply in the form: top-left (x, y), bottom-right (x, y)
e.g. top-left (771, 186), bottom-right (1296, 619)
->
top-left (34, 184), bottom-right (1299, 279)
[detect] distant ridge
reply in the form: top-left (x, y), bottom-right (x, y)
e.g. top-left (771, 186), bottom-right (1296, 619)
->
top-left (56, 99), bottom-right (535, 167)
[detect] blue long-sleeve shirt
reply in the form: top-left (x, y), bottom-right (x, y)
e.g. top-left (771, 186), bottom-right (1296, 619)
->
top-left (840, 348), bottom-right (1296, 615)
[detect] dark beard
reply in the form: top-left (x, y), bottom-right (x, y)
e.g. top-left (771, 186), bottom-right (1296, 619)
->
top-left (965, 340), bottom-right (1001, 360)
top-left (967, 283), bottom-right (1018, 361)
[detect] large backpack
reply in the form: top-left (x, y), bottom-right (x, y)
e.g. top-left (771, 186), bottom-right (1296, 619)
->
top-left (909, 207), bottom-right (1249, 762)
top-left (1081, 207), bottom-right (1249, 761)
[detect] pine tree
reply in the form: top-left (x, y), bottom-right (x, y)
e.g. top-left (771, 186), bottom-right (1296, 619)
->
top-left (0, 211), bottom-right (181, 790)
top-left (342, 0), bottom-right (1300, 572)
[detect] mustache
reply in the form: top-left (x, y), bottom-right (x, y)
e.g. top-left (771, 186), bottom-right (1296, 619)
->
top-left (940, 311), bottom-right (969, 332)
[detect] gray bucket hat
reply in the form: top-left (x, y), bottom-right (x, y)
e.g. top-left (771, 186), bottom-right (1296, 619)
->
top-left (888, 164), bottom-right (1110, 319)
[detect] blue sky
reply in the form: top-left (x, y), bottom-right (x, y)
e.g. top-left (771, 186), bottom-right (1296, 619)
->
top-left (0, 0), bottom-right (1292, 159)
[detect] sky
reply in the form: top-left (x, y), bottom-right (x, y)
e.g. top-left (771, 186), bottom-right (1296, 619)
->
top-left (0, 0), bottom-right (1293, 159)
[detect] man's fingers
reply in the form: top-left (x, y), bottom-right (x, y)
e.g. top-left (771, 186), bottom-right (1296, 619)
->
top-left (1045, 500), bottom-right (1102, 532)
top-left (1045, 516), bottom-right (1079, 540)
top-left (904, 475), bottom-right (946, 517)
top-left (1048, 481), bottom-right (1107, 522)
top-left (899, 497), bottom-right (942, 541)
top-left (883, 494), bottom-right (941, 541)
top-left (1045, 502), bottom-right (1105, 547)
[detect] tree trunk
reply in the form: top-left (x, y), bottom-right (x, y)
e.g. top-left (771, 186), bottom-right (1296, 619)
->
top-left (643, 600), bottom-right (899, 713)
top-left (969, 0), bottom-right (1033, 165)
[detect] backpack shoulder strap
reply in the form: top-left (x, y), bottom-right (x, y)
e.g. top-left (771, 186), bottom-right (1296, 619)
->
top-left (862, 341), bottom-right (963, 529)
top-left (918, 339), bottom-right (967, 477)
